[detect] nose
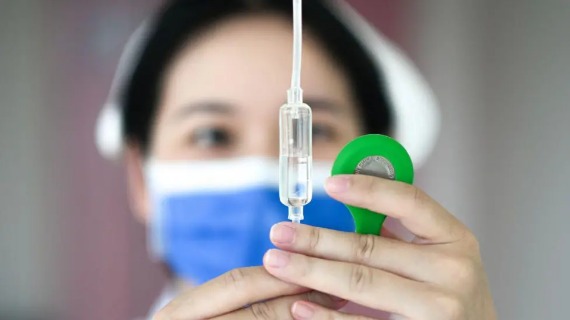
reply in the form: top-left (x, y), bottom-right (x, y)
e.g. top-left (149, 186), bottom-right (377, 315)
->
top-left (242, 123), bottom-right (280, 159)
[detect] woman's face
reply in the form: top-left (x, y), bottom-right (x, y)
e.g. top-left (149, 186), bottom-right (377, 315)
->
top-left (151, 13), bottom-right (363, 161)
top-left (126, 14), bottom-right (364, 220)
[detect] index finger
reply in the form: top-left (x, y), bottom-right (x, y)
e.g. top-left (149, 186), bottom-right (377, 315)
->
top-left (325, 175), bottom-right (467, 243)
top-left (154, 267), bottom-right (306, 320)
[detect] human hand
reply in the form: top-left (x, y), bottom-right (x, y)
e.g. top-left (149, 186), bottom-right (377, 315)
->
top-left (153, 267), bottom-right (347, 320)
top-left (263, 175), bottom-right (497, 320)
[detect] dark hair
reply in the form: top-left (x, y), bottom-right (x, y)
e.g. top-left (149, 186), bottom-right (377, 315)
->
top-left (123, 0), bottom-right (392, 152)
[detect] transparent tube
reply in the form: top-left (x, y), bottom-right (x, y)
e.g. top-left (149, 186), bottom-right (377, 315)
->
top-left (290, 0), bottom-right (303, 101)
top-left (279, 103), bottom-right (312, 223)
top-left (280, 0), bottom-right (311, 223)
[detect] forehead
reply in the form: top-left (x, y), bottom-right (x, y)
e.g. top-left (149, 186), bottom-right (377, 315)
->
top-left (159, 13), bottom-right (355, 112)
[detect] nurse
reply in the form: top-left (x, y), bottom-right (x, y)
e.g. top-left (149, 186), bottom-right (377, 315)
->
top-left (96, 0), bottom-right (496, 319)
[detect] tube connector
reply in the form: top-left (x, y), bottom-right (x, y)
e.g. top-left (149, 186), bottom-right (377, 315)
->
top-left (288, 206), bottom-right (304, 223)
top-left (287, 88), bottom-right (304, 105)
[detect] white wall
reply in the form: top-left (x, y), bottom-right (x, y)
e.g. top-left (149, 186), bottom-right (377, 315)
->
top-left (414, 1), bottom-right (569, 318)
top-left (0, 1), bottom-right (161, 319)
top-left (481, 1), bottom-right (570, 318)
top-left (0, 1), bottom-right (63, 318)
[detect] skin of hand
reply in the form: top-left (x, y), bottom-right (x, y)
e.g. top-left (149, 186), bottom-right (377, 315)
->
top-left (263, 175), bottom-right (497, 320)
top-left (152, 267), bottom-right (347, 320)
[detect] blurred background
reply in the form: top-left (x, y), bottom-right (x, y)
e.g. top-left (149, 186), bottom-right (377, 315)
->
top-left (0, 0), bottom-right (568, 319)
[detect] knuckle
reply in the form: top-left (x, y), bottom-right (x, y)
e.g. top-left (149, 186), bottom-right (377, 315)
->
top-left (434, 292), bottom-right (465, 320)
top-left (250, 301), bottom-right (277, 320)
top-left (362, 177), bottom-right (379, 206)
top-left (439, 254), bottom-right (477, 284)
top-left (348, 265), bottom-right (373, 293)
top-left (308, 227), bottom-right (321, 251)
top-left (354, 234), bottom-right (377, 264)
top-left (463, 231), bottom-right (481, 252)
top-left (437, 253), bottom-right (460, 273)
top-left (351, 176), bottom-right (378, 208)
top-left (223, 268), bottom-right (248, 290)
top-left (397, 184), bottom-right (427, 217)
top-left (411, 185), bottom-right (428, 210)
top-left (456, 257), bottom-right (478, 283)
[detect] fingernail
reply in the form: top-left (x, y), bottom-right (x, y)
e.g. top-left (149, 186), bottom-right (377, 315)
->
top-left (270, 223), bottom-right (296, 244)
top-left (325, 176), bottom-right (351, 193)
top-left (264, 249), bottom-right (290, 268)
top-left (292, 302), bottom-right (315, 320)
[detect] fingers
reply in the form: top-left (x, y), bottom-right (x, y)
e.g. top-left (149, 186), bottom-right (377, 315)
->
top-left (270, 223), bottom-right (434, 282)
top-left (154, 267), bottom-right (306, 320)
top-left (291, 301), bottom-right (377, 320)
top-left (212, 291), bottom-right (347, 320)
top-left (325, 175), bottom-right (467, 243)
top-left (263, 250), bottom-right (432, 317)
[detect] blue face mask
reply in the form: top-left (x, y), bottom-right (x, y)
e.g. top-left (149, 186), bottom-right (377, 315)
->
top-left (145, 158), bottom-right (354, 285)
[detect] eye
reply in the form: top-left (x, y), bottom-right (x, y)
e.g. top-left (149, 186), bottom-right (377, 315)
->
top-left (189, 126), bottom-right (233, 149)
top-left (312, 123), bottom-right (337, 142)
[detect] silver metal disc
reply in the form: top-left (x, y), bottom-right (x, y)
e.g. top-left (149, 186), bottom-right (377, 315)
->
top-left (355, 156), bottom-right (395, 180)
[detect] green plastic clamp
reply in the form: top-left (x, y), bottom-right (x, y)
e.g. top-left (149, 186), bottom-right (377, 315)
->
top-left (331, 134), bottom-right (414, 235)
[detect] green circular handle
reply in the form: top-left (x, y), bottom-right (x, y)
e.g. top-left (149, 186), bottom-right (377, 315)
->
top-left (331, 135), bottom-right (414, 235)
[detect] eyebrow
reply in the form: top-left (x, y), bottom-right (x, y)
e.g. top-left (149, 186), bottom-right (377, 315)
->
top-left (170, 98), bottom-right (344, 122)
top-left (170, 102), bottom-right (235, 122)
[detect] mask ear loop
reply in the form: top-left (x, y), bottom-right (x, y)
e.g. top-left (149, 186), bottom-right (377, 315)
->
top-left (95, 22), bottom-right (151, 161)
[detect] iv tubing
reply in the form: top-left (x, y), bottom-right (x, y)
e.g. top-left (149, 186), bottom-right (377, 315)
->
top-left (281, 0), bottom-right (310, 225)
top-left (288, 0), bottom-right (303, 104)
